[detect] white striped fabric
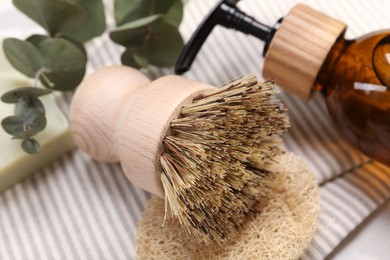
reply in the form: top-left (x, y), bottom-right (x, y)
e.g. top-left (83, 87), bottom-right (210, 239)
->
top-left (302, 161), bottom-right (390, 259)
top-left (1, 0), bottom-right (390, 259)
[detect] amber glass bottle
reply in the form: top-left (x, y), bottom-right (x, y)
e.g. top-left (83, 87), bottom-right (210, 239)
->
top-left (175, 2), bottom-right (390, 165)
top-left (263, 4), bottom-right (390, 166)
top-left (316, 32), bottom-right (390, 165)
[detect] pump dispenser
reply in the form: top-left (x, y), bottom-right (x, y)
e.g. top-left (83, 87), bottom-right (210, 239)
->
top-left (175, 0), bottom-right (390, 166)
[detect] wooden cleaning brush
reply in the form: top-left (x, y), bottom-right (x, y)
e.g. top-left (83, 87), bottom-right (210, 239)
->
top-left (69, 66), bottom-right (289, 244)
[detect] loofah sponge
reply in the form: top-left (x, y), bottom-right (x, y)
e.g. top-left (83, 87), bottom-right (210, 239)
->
top-left (136, 153), bottom-right (320, 260)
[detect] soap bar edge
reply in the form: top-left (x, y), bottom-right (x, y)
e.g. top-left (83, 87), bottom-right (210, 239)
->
top-left (0, 129), bottom-right (76, 193)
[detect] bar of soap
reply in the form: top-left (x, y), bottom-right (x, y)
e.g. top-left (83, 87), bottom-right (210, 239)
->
top-left (0, 39), bottom-right (75, 193)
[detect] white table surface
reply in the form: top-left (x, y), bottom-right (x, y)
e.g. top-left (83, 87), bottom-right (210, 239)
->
top-left (1, 2), bottom-right (389, 260)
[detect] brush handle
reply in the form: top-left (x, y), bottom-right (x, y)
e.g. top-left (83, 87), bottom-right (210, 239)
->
top-left (70, 66), bottom-right (150, 163)
top-left (70, 66), bottom-right (215, 196)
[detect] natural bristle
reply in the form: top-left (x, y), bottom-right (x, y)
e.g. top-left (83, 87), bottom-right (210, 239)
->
top-left (160, 75), bottom-right (289, 244)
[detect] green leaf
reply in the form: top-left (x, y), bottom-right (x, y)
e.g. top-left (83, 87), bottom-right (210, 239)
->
top-left (152, 0), bottom-right (181, 14)
top-left (64, 0), bottom-right (106, 42)
top-left (114, 0), bottom-right (183, 26)
top-left (131, 21), bottom-right (184, 67)
top-left (22, 138), bottom-right (40, 154)
top-left (3, 38), bottom-right (43, 77)
top-left (26, 34), bottom-right (48, 47)
top-left (133, 53), bottom-right (149, 67)
top-left (1, 87), bottom-right (51, 103)
top-left (114, 0), bottom-right (147, 26)
top-left (59, 36), bottom-right (87, 58)
top-left (37, 38), bottom-right (86, 90)
top-left (117, 14), bottom-right (163, 30)
top-left (2, 116), bottom-right (27, 137)
top-left (110, 15), bottom-right (162, 46)
top-left (164, 0), bottom-right (183, 28)
top-left (23, 110), bottom-right (47, 135)
top-left (1, 112), bottom-right (46, 138)
top-left (15, 97), bottom-right (45, 116)
top-left (121, 48), bottom-right (147, 68)
top-left (12, 0), bottom-right (87, 36)
top-left (115, 19), bottom-right (184, 67)
top-left (28, 34), bottom-right (87, 59)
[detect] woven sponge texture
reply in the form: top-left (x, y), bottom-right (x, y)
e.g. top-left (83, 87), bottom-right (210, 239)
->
top-left (136, 153), bottom-right (320, 260)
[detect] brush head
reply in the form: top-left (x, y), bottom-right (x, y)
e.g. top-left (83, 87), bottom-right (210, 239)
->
top-left (160, 75), bottom-right (289, 244)
top-left (70, 66), bottom-right (289, 244)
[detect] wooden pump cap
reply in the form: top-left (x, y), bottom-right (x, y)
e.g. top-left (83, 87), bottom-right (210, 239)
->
top-left (70, 66), bottom-right (215, 196)
top-left (262, 4), bottom-right (346, 100)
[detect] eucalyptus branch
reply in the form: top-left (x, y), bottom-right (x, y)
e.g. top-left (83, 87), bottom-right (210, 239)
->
top-left (110, 0), bottom-right (185, 68)
top-left (2, 0), bottom-right (185, 154)
top-left (39, 70), bottom-right (55, 89)
top-left (34, 68), bottom-right (48, 87)
top-left (2, 0), bottom-right (106, 154)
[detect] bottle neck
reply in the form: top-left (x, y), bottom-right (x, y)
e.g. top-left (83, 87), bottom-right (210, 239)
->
top-left (314, 36), bottom-right (352, 95)
top-left (262, 4), bottom-right (347, 100)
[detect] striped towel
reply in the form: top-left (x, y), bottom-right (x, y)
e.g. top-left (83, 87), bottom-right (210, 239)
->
top-left (1, 0), bottom-right (389, 259)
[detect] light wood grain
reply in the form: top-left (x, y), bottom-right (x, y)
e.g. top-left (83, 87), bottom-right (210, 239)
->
top-left (119, 75), bottom-right (214, 196)
top-left (70, 66), bottom-right (215, 196)
top-left (263, 4), bottom-right (346, 100)
top-left (70, 66), bottom-right (150, 163)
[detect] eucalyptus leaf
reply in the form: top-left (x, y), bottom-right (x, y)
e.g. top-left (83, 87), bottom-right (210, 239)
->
top-left (26, 34), bottom-right (48, 47)
top-left (59, 36), bottom-right (87, 58)
top-left (110, 15), bottom-right (162, 46)
top-left (1, 112), bottom-right (46, 138)
top-left (164, 0), bottom-right (183, 28)
top-left (37, 38), bottom-right (86, 90)
top-left (116, 14), bottom-right (162, 30)
top-left (114, 0), bottom-right (147, 26)
top-left (152, 0), bottom-right (181, 14)
top-left (121, 48), bottom-right (145, 68)
top-left (12, 0), bottom-right (87, 36)
top-left (1, 87), bottom-right (51, 103)
top-left (64, 0), bottom-right (106, 42)
top-left (2, 116), bottom-right (27, 137)
top-left (22, 138), bottom-right (40, 154)
top-left (27, 34), bottom-right (87, 59)
top-left (3, 38), bottom-right (43, 78)
top-left (115, 0), bottom-right (182, 26)
top-left (133, 53), bottom-right (149, 68)
top-left (130, 21), bottom-right (184, 67)
top-left (22, 110), bottom-right (47, 136)
top-left (15, 97), bottom-right (45, 116)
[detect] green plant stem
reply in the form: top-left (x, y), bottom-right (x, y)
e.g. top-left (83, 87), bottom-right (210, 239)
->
top-left (40, 70), bottom-right (55, 88)
top-left (34, 68), bottom-right (46, 87)
top-left (141, 28), bottom-right (152, 51)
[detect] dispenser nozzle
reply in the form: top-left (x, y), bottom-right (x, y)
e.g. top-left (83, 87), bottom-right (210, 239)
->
top-left (175, 0), bottom-right (277, 75)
